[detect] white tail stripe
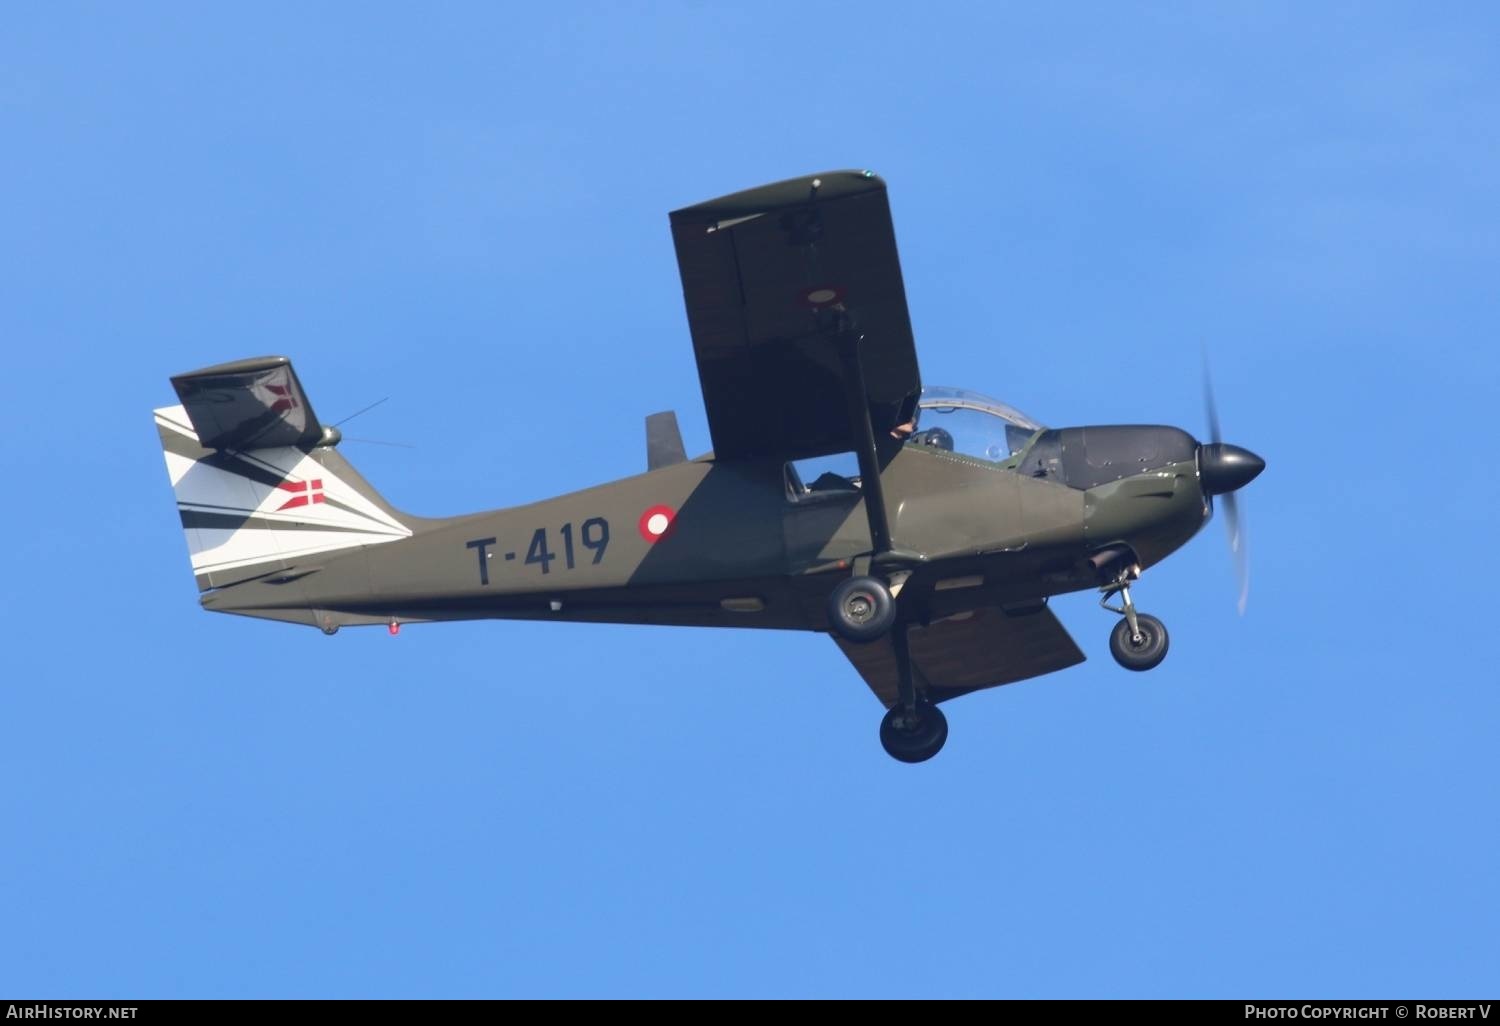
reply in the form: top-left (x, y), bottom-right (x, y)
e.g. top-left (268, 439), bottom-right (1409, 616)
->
top-left (187, 528), bottom-right (415, 576)
top-left (155, 404), bottom-right (411, 583)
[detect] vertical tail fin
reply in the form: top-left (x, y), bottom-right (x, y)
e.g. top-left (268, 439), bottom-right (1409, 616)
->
top-left (154, 358), bottom-right (413, 591)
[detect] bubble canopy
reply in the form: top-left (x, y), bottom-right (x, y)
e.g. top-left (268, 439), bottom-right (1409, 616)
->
top-left (910, 386), bottom-right (1045, 463)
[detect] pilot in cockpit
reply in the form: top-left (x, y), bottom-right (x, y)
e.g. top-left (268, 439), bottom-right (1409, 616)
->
top-left (913, 426), bottom-right (953, 450)
top-left (891, 413), bottom-right (953, 452)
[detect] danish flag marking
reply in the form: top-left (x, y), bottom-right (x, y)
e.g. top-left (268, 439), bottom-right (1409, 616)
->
top-left (276, 478), bottom-right (325, 511)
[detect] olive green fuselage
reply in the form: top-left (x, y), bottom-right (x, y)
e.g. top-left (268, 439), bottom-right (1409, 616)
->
top-left (204, 439), bottom-right (1210, 635)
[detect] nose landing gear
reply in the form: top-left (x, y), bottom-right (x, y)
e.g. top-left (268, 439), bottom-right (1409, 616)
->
top-left (1100, 567), bottom-right (1170, 672)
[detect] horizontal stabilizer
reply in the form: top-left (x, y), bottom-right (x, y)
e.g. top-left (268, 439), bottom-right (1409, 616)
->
top-left (171, 356), bottom-right (330, 452)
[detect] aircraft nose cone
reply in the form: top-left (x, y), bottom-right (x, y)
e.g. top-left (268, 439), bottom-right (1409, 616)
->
top-left (1199, 443), bottom-right (1265, 496)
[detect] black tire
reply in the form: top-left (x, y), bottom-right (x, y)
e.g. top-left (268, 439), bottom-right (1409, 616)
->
top-left (879, 701), bottom-right (949, 763)
top-left (826, 575), bottom-right (897, 644)
top-left (1109, 613), bottom-right (1169, 671)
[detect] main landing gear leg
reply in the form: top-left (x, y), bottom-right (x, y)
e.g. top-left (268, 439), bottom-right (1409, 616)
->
top-left (825, 326), bottom-right (942, 761)
top-left (877, 622), bottom-right (948, 763)
top-left (1100, 567), bottom-right (1169, 672)
top-left (823, 571), bottom-right (946, 763)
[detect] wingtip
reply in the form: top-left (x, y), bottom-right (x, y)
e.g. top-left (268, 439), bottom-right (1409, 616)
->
top-left (670, 170), bottom-right (888, 221)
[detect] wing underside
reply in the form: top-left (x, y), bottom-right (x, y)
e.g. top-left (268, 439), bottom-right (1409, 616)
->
top-left (835, 606), bottom-right (1086, 707)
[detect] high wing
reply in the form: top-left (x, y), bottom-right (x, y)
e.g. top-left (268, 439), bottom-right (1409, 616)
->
top-left (670, 170), bottom-right (921, 463)
top-left (835, 607), bottom-right (1086, 707)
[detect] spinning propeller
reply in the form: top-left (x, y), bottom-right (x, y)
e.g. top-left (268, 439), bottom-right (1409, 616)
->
top-left (1199, 366), bottom-right (1265, 614)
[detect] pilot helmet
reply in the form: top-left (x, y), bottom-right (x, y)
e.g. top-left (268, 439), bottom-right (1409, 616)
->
top-left (918, 427), bottom-right (954, 451)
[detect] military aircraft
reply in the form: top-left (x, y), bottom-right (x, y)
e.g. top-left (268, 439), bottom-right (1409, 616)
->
top-left (154, 170), bottom-right (1264, 763)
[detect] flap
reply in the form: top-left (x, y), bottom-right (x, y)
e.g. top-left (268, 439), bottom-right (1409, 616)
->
top-left (835, 605), bottom-right (1086, 707)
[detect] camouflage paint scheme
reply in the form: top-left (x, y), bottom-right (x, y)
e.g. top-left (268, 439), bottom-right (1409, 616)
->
top-left (156, 171), bottom-right (1258, 719)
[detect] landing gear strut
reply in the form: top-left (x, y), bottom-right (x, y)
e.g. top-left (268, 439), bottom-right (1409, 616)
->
top-left (880, 618), bottom-right (949, 762)
top-left (1100, 568), bottom-right (1169, 672)
top-left (826, 327), bottom-right (945, 760)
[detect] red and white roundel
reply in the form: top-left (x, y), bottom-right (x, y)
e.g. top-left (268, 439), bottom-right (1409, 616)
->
top-left (638, 505), bottom-right (677, 543)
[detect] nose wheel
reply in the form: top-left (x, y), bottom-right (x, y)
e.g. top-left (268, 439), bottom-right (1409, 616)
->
top-left (1109, 612), bottom-right (1169, 670)
top-left (1100, 569), bottom-right (1170, 672)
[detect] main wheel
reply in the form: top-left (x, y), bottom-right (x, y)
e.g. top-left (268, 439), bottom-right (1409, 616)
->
top-left (1109, 613), bottom-right (1169, 671)
top-left (879, 701), bottom-right (948, 763)
top-left (826, 575), bottom-right (897, 644)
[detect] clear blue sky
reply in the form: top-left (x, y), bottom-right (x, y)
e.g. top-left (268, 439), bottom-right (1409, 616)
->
top-left (2, 2), bottom-right (1496, 998)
